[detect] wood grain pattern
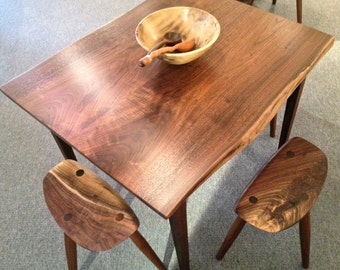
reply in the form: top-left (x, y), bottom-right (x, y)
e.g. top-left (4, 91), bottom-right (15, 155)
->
top-left (236, 137), bottom-right (328, 233)
top-left (0, 0), bottom-right (333, 218)
top-left (43, 160), bottom-right (139, 252)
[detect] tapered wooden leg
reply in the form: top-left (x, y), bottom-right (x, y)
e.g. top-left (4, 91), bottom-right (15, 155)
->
top-left (169, 202), bottom-right (190, 270)
top-left (271, 0), bottom-right (301, 23)
top-left (270, 115), bottom-right (277, 138)
top-left (51, 132), bottom-right (77, 160)
top-left (278, 80), bottom-right (305, 148)
top-left (299, 212), bottom-right (311, 269)
top-left (64, 233), bottom-right (77, 270)
top-left (216, 217), bottom-right (246, 260)
top-left (246, 0), bottom-right (255, 5)
top-left (130, 231), bottom-right (166, 270)
top-left (296, 0), bottom-right (302, 23)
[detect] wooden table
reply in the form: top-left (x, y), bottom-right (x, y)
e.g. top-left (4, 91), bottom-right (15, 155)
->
top-left (0, 0), bottom-right (333, 269)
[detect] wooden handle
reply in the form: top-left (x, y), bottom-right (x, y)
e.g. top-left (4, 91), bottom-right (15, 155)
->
top-left (139, 45), bottom-right (178, 67)
top-left (147, 40), bottom-right (167, 54)
top-left (138, 39), bottom-right (195, 67)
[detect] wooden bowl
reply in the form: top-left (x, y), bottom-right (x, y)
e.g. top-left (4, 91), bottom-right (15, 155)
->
top-left (135, 6), bottom-right (220, 65)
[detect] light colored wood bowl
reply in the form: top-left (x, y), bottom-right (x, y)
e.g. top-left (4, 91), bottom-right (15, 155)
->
top-left (135, 6), bottom-right (220, 65)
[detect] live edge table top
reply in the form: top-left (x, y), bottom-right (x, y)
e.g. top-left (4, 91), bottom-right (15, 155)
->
top-left (1, 0), bottom-right (333, 218)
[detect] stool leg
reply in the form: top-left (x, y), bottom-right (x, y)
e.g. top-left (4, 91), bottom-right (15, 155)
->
top-left (296, 0), bottom-right (302, 23)
top-left (299, 212), bottom-right (311, 269)
top-left (64, 233), bottom-right (77, 270)
top-left (130, 231), bottom-right (166, 270)
top-left (216, 217), bottom-right (246, 260)
top-left (270, 115), bottom-right (277, 137)
top-left (272, 0), bottom-right (277, 4)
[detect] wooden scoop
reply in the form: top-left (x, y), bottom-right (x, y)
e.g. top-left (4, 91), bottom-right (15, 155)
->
top-left (139, 39), bottom-right (196, 67)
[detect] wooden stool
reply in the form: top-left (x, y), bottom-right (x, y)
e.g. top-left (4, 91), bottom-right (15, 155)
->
top-left (216, 137), bottom-right (327, 268)
top-left (43, 160), bottom-right (165, 270)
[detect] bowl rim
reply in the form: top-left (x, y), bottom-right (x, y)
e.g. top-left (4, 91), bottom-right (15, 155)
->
top-left (135, 6), bottom-right (221, 57)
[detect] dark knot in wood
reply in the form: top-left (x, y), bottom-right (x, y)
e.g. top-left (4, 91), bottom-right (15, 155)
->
top-left (249, 196), bottom-right (258, 203)
top-left (116, 213), bottom-right (124, 221)
top-left (76, 169), bottom-right (85, 176)
top-left (64, 213), bottom-right (73, 221)
top-left (286, 151), bottom-right (295, 158)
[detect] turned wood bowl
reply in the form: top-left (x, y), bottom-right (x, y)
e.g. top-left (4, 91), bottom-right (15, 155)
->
top-left (135, 6), bottom-right (220, 65)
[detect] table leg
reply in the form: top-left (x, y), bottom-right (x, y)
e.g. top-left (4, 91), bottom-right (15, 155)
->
top-left (279, 79), bottom-right (305, 148)
top-left (64, 233), bottom-right (77, 270)
top-left (51, 132), bottom-right (78, 268)
top-left (51, 132), bottom-right (77, 160)
top-left (169, 201), bottom-right (190, 270)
